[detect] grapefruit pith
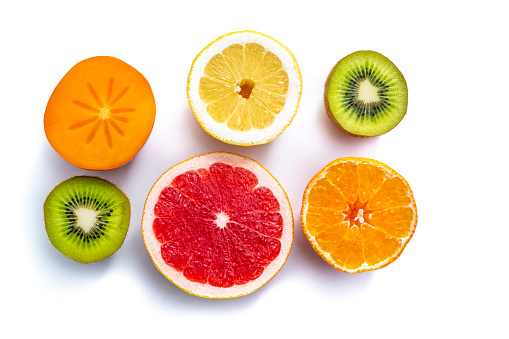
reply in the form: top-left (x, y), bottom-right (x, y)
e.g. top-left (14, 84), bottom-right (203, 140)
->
top-left (142, 152), bottom-right (293, 298)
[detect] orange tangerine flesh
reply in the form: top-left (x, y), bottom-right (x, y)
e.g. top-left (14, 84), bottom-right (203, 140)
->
top-left (301, 157), bottom-right (417, 273)
top-left (44, 56), bottom-right (156, 170)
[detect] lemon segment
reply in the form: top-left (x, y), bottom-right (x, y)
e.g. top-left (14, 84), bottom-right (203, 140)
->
top-left (207, 92), bottom-right (240, 124)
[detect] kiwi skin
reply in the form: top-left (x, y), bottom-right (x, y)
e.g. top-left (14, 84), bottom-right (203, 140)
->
top-left (324, 50), bottom-right (408, 137)
top-left (324, 62), bottom-right (366, 138)
top-left (43, 176), bottom-right (131, 264)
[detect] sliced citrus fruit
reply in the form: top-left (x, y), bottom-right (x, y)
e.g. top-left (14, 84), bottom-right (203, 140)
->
top-left (44, 56), bottom-right (156, 170)
top-left (187, 31), bottom-right (302, 146)
top-left (301, 157), bottom-right (417, 273)
top-left (142, 152), bottom-right (293, 298)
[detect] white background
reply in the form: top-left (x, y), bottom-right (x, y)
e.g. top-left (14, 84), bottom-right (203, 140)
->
top-left (2, 1), bottom-right (508, 338)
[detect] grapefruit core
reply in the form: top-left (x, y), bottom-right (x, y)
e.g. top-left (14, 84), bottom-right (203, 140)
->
top-left (142, 152), bottom-right (294, 298)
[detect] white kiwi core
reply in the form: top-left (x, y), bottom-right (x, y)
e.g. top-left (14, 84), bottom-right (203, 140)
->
top-left (74, 207), bottom-right (100, 232)
top-left (357, 79), bottom-right (379, 103)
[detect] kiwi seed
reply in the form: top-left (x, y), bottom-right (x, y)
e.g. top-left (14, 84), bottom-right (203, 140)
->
top-left (44, 176), bottom-right (130, 264)
top-left (324, 50), bottom-right (408, 137)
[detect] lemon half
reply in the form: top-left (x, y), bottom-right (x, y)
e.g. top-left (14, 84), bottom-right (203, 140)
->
top-left (187, 31), bottom-right (302, 146)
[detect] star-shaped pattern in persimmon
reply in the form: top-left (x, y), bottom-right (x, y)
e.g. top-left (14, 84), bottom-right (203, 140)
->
top-left (69, 78), bottom-right (135, 148)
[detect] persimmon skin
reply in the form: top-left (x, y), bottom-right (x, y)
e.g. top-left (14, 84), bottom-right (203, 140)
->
top-left (44, 56), bottom-right (156, 170)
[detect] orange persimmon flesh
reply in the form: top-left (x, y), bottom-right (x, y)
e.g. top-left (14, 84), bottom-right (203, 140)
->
top-left (44, 56), bottom-right (156, 170)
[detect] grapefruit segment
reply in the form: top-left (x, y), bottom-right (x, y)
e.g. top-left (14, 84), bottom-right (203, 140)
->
top-left (208, 230), bottom-right (235, 288)
top-left (142, 152), bottom-right (293, 298)
top-left (230, 212), bottom-right (283, 238)
top-left (227, 222), bottom-right (281, 266)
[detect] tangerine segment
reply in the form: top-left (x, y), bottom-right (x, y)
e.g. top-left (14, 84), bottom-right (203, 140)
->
top-left (307, 178), bottom-right (349, 212)
top-left (367, 207), bottom-right (415, 238)
top-left (301, 157), bottom-right (417, 273)
top-left (329, 226), bottom-right (364, 271)
top-left (366, 176), bottom-right (413, 211)
top-left (142, 152), bottom-right (293, 298)
top-left (305, 206), bottom-right (346, 236)
top-left (357, 162), bottom-right (386, 202)
top-left (44, 56), bottom-right (156, 170)
top-left (324, 161), bottom-right (358, 203)
top-left (314, 221), bottom-right (349, 253)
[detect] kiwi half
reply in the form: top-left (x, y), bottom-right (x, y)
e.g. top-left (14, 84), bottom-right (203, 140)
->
top-left (324, 50), bottom-right (408, 137)
top-left (44, 176), bottom-right (130, 264)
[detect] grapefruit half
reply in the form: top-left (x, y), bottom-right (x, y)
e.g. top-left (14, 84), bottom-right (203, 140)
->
top-left (142, 152), bottom-right (293, 298)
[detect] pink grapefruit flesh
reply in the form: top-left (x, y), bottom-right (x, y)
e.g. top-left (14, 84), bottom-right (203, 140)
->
top-left (142, 152), bottom-right (293, 298)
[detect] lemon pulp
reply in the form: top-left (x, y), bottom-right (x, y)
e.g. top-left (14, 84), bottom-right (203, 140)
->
top-left (198, 43), bottom-right (289, 131)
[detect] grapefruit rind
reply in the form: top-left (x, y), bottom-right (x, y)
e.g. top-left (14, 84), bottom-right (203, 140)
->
top-left (142, 152), bottom-right (294, 298)
top-left (301, 157), bottom-right (417, 273)
top-left (187, 30), bottom-right (302, 146)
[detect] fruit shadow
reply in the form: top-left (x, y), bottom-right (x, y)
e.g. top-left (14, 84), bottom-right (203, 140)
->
top-left (287, 221), bottom-right (375, 301)
top-left (130, 233), bottom-right (267, 310)
top-left (257, 103), bottom-right (376, 296)
top-left (118, 107), bottom-right (277, 309)
top-left (316, 103), bottom-right (380, 157)
top-left (281, 105), bottom-right (377, 294)
top-left (28, 143), bottom-right (125, 290)
top-left (30, 137), bottom-right (151, 284)
top-left (178, 106), bottom-right (277, 164)
top-left (138, 105), bottom-right (376, 302)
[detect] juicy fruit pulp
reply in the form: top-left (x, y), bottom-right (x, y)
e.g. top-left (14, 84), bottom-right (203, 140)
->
top-left (155, 164), bottom-right (282, 286)
top-left (187, 31), bottom-right (302, 146)
top-left (142, 152), bottom-right (293, 298)
top-left (44, 56), bottom-right (156, 170)
top-left (199, 42), bottom-right (289, 131)
top-left (301, 158), bottom-right (417, 273)
top-left (44, 176), bottom-right (131, 264)
top-left (325, 50), bottom-right (408, 137)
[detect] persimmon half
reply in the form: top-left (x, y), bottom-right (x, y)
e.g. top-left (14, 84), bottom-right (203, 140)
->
top-left (44, 56), bottom-right (156, 170)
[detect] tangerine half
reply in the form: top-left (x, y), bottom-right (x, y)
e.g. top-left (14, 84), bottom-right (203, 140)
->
top-left (142, 152), bottom-right (294, 298)
top-left (44, 56), bottom-right (156, 170)
top-left (301, 157), bottom-right (417, 273)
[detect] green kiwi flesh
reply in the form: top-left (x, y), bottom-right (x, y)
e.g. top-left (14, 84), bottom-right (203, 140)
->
top-left (325, 50), bottom-right (408, 137)
top-left (44, 176), bottom-right (130, 264)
